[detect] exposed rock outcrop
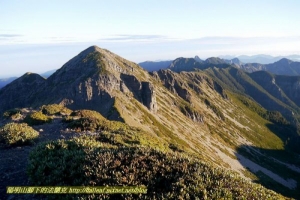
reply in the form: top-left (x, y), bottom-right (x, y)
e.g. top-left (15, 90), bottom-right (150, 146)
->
top-left (141, 82), bottom-right (157, 113)
top-left (120, 74), bottom-right (157, 113)
top-left (180, 105), bottom-right (204, 123)
top-left (154, 70), bottom-right (192, 102)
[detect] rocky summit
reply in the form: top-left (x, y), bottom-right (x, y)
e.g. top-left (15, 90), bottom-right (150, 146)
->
top-left (0, 46), bottom-right (157, 120)
top-left (1, 45), bottom-right (300, 199)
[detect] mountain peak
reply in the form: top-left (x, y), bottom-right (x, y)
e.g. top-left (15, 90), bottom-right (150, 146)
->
top-left (2, 45), bottom-right (156, 118)
top-left (276, 58), bottom-right (293, 65)
top-left (18, 72), bottom-right (45, 84)
top-left (205, 57), bottom-right (225, 65)
top-left (194, 56), bottom-right (203, 63)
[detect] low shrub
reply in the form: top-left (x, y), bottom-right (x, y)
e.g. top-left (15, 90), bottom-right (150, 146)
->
top-left (41, 104), bottom-right (72, 116)
top-left (24, 111), bottom-right (52, 125)
top-left (2, 108), bottom-right (22, 120)
top-left (28, 139), bottom-right (284, 200)
top-left (70, 110), bottom-right (106, 120)
top-left (0, 122), bottom-right (39, 146)
top-left (65, 110), bottom-right (128, 132)
top-left (68, 117), bottom-right (103, 132)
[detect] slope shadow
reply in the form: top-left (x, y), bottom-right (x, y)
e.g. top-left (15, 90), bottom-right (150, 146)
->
top-left (235, 123), bottom-right (300, 198)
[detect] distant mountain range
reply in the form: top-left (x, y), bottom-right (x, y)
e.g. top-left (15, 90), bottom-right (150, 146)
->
top-left (138, 60), bottom-right (172, 71)
top-left (169, 56), bottom-right (300, 76)
top-left (219, 54), bottom-right (300, 64)
top-left (140, 56), bottom-right (300, 77)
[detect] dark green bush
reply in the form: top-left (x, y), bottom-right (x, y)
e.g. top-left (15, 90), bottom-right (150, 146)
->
top-left (41, 104), bottom-right (72, 116)
top-left (28, 139), bottom-right (283, 200)
top-left (0, 122), bottom-right (39, 146)
top-left (24, 111), bottom-right (52, 125)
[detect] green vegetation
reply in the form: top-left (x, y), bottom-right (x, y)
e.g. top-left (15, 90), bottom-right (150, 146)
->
top-left (24, 111), bottom-right (52, 125)
top-left (83, 51), bottom-right (107, 75)
top-left (134, 101), bottom-right (189, 152)
top-left (204, 98), bottom-right (225, 120)
top-left (65, 109), bottom-right (118, 132)
top-left (178, 101), bottom-right (204, 124)
top-left (0, 122), bottom-right (39, 146)
top-left (28, 140), bottom-right (285, 200)
top-left (41, 104), bottom-right (72, 116)
top-left (63, 109), bottom-right (164, 149)
top-left (238, 95), bottom-right (289, 125)
top-left (2, 108), bottom-right (22, 120)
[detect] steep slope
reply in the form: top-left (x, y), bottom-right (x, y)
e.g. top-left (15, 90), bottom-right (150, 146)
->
top-left (249, 71), bottom-right (300, 110)
top-left (204, 67), bottom-right (300, 126)
top-left (275, 75), bottom-right (300, 107)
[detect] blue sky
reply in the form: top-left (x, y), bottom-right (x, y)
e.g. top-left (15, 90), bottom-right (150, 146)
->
top-left (1, 0), bottom-right (300, 77)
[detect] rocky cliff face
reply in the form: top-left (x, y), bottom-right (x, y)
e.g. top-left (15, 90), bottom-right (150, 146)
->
top-left (152, 70), bottom-right (192, 102)
top-left (120, 74), bottom-right (157, 112)
top-left (141, 82), bottom-right (157, 112)
top-left (0, 46), bottom-right (158, 118)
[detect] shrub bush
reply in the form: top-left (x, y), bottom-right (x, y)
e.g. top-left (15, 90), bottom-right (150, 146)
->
top-left (70, 110), bottom-right (106, 120)
top-left (24, 111), bottom-right (52, 125)
top-left (64, 109), bottom-right (128, 132)
top-left (2, 108), bottom-right (22, 120)
top-left (68, 117), bottom-right (103, 132)
top-left (0, 122), bottom-right (39, 146)
top-left (28, 139), bottom-right (284, 200)
top-left (41, 104), bottom-right (72, 116)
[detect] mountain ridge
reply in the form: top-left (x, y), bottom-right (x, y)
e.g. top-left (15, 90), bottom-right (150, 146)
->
top-left (1, 45), bottom-right (300, 198)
